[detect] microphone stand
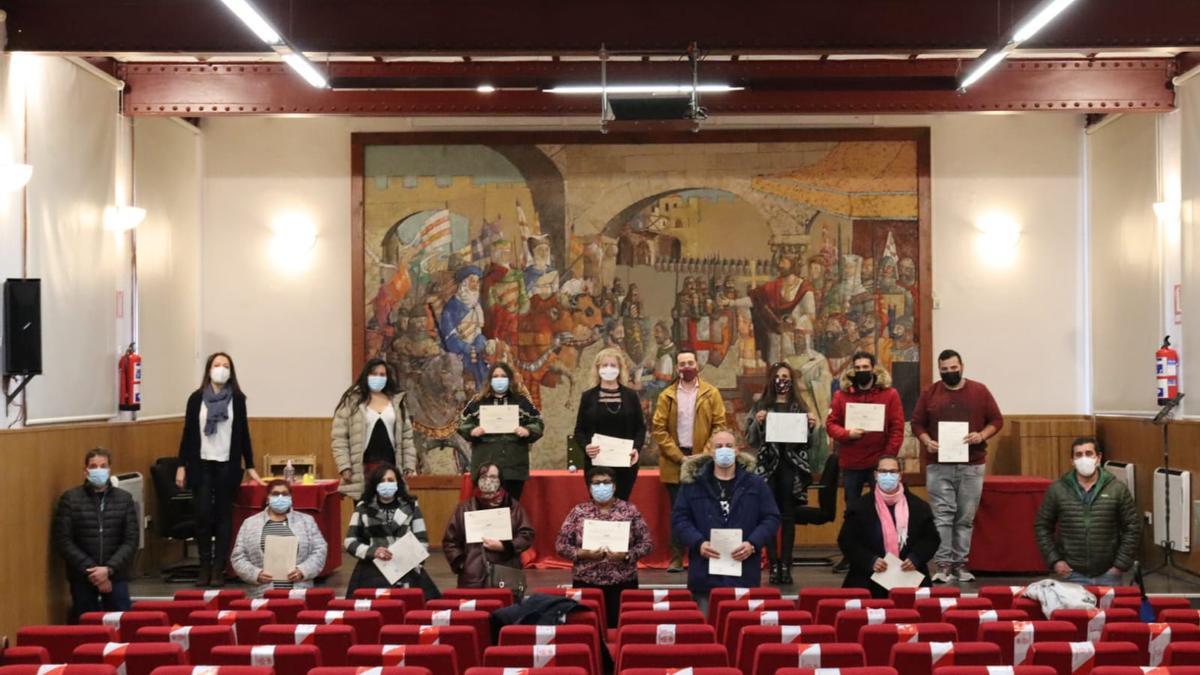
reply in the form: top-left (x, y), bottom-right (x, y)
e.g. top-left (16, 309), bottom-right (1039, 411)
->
top-left (1144, 393), bottom-right (1200, 586)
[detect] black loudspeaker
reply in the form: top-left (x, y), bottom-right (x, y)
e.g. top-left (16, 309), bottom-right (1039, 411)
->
top-left (3, 278), bottom-right (42, 376)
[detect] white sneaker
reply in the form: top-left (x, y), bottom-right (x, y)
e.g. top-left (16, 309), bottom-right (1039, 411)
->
top-left (931, 567), bottom-right (955, 584)
top-left (955, 568), bottom-right (976, 582)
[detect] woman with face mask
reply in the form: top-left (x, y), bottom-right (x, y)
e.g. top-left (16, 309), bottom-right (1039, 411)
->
top-left (176, 352), bottom-right (264, 587)
top-left (343, 463), bottom-right (441, 598)
top-left (746, 362), bottom-right (817, 585)
top-left (458, 363), bottom-right (544, 501)
top-left (555, 466), bottom-right (653, 627)
top-left (230, 480), bottom-right (327, 598)
top-left (442, 463), bottom-right (536, 588)
top-left (836, 455), bottom-right (940, 598)
top-left (331, 358), bottom-right (419, 502)
top-left (573, 348), bottom-right (646, 501)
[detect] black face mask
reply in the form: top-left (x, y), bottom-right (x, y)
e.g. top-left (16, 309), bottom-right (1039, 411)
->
top-left (850, 370), bottom-right (874, 389)
top-left (774, 378), bottom-right (792, 394)
top-left (940, 371), bottom-right (963, 387)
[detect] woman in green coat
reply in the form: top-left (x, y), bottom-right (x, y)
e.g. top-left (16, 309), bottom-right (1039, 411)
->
top-left (458, 362), bottom-right (544, 500)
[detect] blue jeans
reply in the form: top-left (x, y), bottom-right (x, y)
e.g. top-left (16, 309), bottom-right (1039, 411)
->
top-left (1065, 570), bottom-right (1123, 586)
top-left (68, 577), bottom-right (131, 624)
top-left (842, 468), bottom-right (875, 506)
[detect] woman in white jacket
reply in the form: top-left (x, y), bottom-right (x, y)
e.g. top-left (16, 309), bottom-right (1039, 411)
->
top-left (231, 480), bottom-right (328, 597)
top-left (332, 359), bottom-right (418, 501)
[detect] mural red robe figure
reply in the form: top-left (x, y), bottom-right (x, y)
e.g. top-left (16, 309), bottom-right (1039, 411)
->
top-left (749, 255), bottom-right (816, 364)
top-left (481, 240), bottom-right (529, 351)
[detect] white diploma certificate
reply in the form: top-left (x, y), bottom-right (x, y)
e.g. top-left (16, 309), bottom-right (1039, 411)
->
top-left (374, 531), bottom-right (429, 585)
top-left (262, 535), bottom-right (298, 579)
top-left (479, 405), bottom-right (519, 434)
top-left (463, 507), bottom-right (514, 543)
top-left (938, 421), bottom-right (971, 463)
top-left (870, 552), bottom-right (927, 590)
top-left (709, 528), bottom-right (744, 577)
top-left (845, 403), bottom-right (886, 432)
top-left (765, 412), bottom-right (809, 443)
top-left (582, 519), bottom-right (631, 553)
top-left (592, 433), bottom-right (635, 467)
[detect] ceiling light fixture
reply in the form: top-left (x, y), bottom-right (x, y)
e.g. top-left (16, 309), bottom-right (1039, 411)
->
top-left (546, 84), bottom-right (741, 95)
top-left (959, 50), bottom-right (1010, 90)
top-left (217, 0), bottom-right (282, 45)
top-left (958, 0), bottom-right (1081, 91)
top-left (282, 52), bottom-right (328, 88)
top-left (1013, 0), bottom-right (1081, 42)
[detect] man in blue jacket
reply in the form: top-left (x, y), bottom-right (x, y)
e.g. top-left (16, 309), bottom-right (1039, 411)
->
top-left (672, 430), bottom-right (781, 604)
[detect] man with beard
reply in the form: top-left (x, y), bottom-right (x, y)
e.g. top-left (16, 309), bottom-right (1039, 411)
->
top-left (438, 266), bottom-right (489, 387)
top-left (750, 254), bottom-right (816, 364)
top-left (481, 239), bottom-right (529, 350)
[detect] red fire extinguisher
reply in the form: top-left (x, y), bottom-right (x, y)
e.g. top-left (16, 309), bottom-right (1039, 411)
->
top-left (119, 343), bottom-right (142, 412)
top-left (1157, 336), bottom-right (1179, 405)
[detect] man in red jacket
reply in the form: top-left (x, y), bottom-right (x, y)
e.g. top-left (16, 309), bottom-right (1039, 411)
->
top-left (826, 351), bottom-right (905, 506)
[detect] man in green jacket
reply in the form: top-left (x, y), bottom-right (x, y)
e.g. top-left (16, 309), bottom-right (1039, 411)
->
top-left (1034, 437), bottom-right (1141, 585)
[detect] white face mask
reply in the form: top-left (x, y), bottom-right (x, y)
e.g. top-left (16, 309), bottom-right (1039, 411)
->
top-left (210, 365), bottom-right (231, 385)
top-left (598, 365), bottom-right (620, 382)
top-left (1074, 455), bottom-right (1098, 477)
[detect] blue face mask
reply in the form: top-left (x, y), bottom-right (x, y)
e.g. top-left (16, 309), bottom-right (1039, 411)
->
top-left (491, 377), bottom-right (510, 394)
top-left (87, 468), bottom-right (110, 488)
top-left (269, 494), bottom-right (292, 513)
top-left (366, 375), bottom-right (388, 392)
top-left (876, 473), bottom-right (901, 493)
top-left (376, 481), bottom-right (399, 499)
top-left (714, 446), bottom-right (737, 468)
top-left (590, 483), bottom-right (615, 503)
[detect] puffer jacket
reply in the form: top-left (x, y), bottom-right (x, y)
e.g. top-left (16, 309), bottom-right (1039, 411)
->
top-left (1034, 468), bottom-right (1141, 578)
top-left (52, 482), bottom-right (140, 582)
top-left (825, 365), bottom-right (904, 470)
top-left (671, 451), bottom-right (781, 592)
top-left (332, 392), bottom-right (418, 500)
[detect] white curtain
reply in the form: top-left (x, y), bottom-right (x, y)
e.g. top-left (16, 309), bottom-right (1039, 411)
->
top-left (1181, 79), bottom-right (1200, 409)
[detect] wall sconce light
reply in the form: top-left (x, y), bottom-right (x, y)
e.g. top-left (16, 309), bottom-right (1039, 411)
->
top-left (975, 212), bottom-right (1022, 267)
top-left (0, 163), bottom-right (32, 192)
top-left (269, 212), bottom-right (318, 272)
top-left (104, 205), bottom-right (147, 232)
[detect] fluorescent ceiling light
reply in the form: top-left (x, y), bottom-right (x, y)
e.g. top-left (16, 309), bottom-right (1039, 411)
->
top-left (545, 84), bottom-right (742, 95)
top-left (282, 52), bottom-right (328, 88)
top-left (217, 0), bottom-right (282, 45)
top-left (0, 164), bottom-right (33, 192)
top-left (959, 51), bottom-right (1008, 90)
top-left (476, 84), bottom-right (496, 93)
top-left (1013, 0), bottom-right (1080, 42)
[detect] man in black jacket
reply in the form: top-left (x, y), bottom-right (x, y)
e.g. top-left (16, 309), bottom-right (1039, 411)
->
top-left (52, 448), bottom-right (139, 622)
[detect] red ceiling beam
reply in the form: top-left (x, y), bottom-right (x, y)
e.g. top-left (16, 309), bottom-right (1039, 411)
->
top-left (5, 0), bottom-right (1200, 55)
top-left (118, 58), bottom-right (1176, 117)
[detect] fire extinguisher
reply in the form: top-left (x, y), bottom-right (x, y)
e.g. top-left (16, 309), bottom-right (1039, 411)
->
top-left (119, 343), bottom-right (142, 412)
top-left (1157, 336), bottom-right (1179, 405)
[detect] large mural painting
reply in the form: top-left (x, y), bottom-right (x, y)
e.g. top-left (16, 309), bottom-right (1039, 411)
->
top-left (354, 132), bottom-right (931, 477)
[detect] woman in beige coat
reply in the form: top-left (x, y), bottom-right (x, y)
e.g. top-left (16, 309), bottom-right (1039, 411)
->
top-left (332, 359), bottom-right (418, 501)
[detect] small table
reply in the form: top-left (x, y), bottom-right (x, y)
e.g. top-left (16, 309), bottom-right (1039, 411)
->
top-left (233, 480), bottom-right (343, 577)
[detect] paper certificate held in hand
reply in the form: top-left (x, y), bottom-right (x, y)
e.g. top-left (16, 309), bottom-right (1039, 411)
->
top-left (765, 412), bottom-right (809, 444)
top-left (591, 433), bottom-right (635, 467)
top-left (262, 535), bottom-right (298, 579)
top-left (870, 552), bottom-right (927, 590)
top-left (709, 528), bottom-right (744, 577)
top-left (582, 519), bottom-right (631, 553)
top-left (463, 507), bottom-right (514, 544)
top-left (479, 404), bottom-right (519, 434)
top-left (374, 531), bottom-right (429, 585)
top-left (938, 421), bottom-right (971, 463)
top-left (845, 403), bottom-right (886, 432)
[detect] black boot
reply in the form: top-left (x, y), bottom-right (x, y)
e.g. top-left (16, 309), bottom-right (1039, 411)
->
top-left (768, 561), bottom-right (782, 585)
top-left (779, 559), bottom-right (794, 585)
top-left (195, 562), bottom-right (212, 588)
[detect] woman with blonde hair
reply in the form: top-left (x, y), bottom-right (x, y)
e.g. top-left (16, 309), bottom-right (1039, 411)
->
top-left (572, 347), bottom-right (646, 500)
top-left (458, 363), bottom-right (544, 501)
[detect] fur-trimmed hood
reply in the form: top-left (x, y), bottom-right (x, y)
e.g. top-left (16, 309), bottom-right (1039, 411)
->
top-left (680, 450), bottom-right (758, 484)
top-left (838, 363), bottom-right (892, 391)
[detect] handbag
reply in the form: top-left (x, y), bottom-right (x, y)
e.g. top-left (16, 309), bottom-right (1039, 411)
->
top-left (484, 557), bottom-right (527, 601)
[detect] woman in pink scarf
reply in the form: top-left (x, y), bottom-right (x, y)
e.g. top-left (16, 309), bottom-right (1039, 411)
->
top-left (837, 455), bottom-right (941, 598)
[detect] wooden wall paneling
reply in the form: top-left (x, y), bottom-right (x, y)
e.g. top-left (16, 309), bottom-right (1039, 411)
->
top-left (406, 475), bottom-right (465, 552)
top-left (1011, 417), bottom-right (1095, 479)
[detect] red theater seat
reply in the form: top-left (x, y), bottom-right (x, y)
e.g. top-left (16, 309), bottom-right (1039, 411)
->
top-left (860, 623), bottom-right (957, 665)
top-left (379, 625), bottom-right (480, 670)
top-left (0, 667), bottom-right (117, 675)
top-left (257, 624), bottom-right (355, 667)
top-left (1013, 598), bottom-right (1046, 621)
top-left (1029, 640), bottom-right (1140, 673)
top-left (1111, 596), bottom-right (1193, 620)
top-left (441, 588), bottom-right (514, 608)
top-left (889, 641), bottom-right (1001, 675)
top-left (17, 626), bottom-right (117, 663)
top-left (327, 599), bottom-right (408, 626)
top-left (735, 625), bottom-right (836, 675)
top-left (134, 625), bottom-right (235, 665)
top-left (816, 600), bottom-right (896, 627)
top-left (1090, 668), bottom-right (1200, 675)
top-left (619, 589), bottom-right (693, 604)
top-left (499, 624), bottom-right (600, 675)
top-left (0, 648), bottom-right (49, 665)
top-left (620, 601), bottom-right (701, 613)
top-left (722, 610), bottom-right (814, 656)
top-left (1082, 586), bottom-right (1140, 609)
top-left (797, 589), bottom-right (871, 616)
top-left (186, 611), bottom-right (275, 646)
top-left (715, 599), bottom-right (797, 642)
top-left (616, 610), bottom-right (705, 630)
top-left (978, 586), bottom-right (1033, 611)
top-left (943, 610), bottom-right (1030, 643)
top-left (618, 670), bottom-right (740, 675)
top-left (209, 645), bottom-right (322, 675)
top-left (932, 668), bottom-right (1057, 675)
top-left (915, 598), bottom-right (994, 624)
top-left (1168, 642), bottom-right (1200, 665)
top-left (228, 601), bottom-right (305, 626)
top-left (978, 621), bottom-right (1077, 666)
top-left (752, 643), bottom-right (866, 675)
top-left (424, 599), bottom-right (503, 615)
top-left (263, 588), bottom-right (336, 611)
top-left (1162, 610), bottom-right (1200, 626)
top-left (80, 613), bottom-right (170, 643)
top-left (707, 587), bottom-right (782, 624)
top-left (617, 643), bottom-right (729, 670)
top-left (482, 644), bottom-right (593, 675)
top-left (307, 669), bottom-right (433, 675)
top-left (352, 588), bottom-right (425, 612)
top-left (296, 610), bottom-right (383, 645)
top-left (1100, 622), bottom-right (1200, 667)
top-left (71, 642), bottom-right (185, 675)
top-left (131, 602), bottom-right (208, 627)
top-left (402, 610), bottom-right (492, 648)
top-left (173, 590), bottom-right (247, 610)
top-left (616, 623), bottom-right (716, 649)
top-left (890, 587), bottom-right (961, 609)
top-left (150, 667), bottom-right (274, 675)
top-left (531, 588), bottom-right (607, 629)
top-left (1049, 608), bottom-right (1139, 642)
top-left (835, 609), bottom-right (922, 643)
top-left (346, 645), bottom-right (458, 674)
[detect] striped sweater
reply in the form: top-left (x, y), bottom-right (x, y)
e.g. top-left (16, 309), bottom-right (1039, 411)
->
top-left (344, 496), bottom-right (429, 561)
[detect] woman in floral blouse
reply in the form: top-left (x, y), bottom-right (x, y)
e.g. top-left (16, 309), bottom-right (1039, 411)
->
top-left (555, 466), bottom-right (653, 627)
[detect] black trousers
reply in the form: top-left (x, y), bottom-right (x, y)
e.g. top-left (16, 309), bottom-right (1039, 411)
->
top-left (574, 576), bottom-right (638, 629)
top-left (502, 479), bottom-right (525, 502)
top-left (764, 462), bottom-right (797, 565)
top-left (581, 462), bottom-right (640, 501)
top-left (193, 460), bottom-right (237, 569)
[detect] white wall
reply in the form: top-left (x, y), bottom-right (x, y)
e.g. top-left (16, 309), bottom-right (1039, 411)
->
top-left (199, 113), bottom-right (1088, 416)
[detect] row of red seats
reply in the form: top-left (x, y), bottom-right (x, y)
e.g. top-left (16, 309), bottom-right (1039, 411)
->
top-left (6, 664), bottom-right (1200, 675)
